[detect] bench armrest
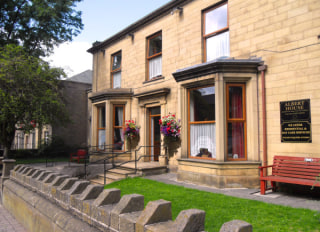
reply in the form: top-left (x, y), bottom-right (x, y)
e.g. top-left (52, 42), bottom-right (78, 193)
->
top-left (259, 165), bottom-right (273, 177)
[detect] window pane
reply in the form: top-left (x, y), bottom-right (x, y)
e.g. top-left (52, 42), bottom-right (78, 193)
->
top-left (190, 86), bottom-right (215, 122)
top-left (148, 34), bottom-right (162, 57)
top-left (112, 53), bottom-right (121, 71)
top-left (114, 107), bottom-right (123, 126)
top-left (98, 129), bottom-right (105, 149)
top-left (227, 122), bottom-right (245, 159)
top-left (149, 55), bottom-right (162, 79)
top-left (206, 31), bottom-right (230, 61)
top-left (190, 123), bottom-right (216, 158)
top-left (205, 4), bottom-right (228, 34)
top-left (113, 128), bottom-right (124, 150)
top-left (150, 107), bottom-right (160, 115)
top-left (113, 72), bottom-right (121, 89)
top-left (98, 107), bottom-right (105, 127)
top-left (228, 86), bottom-right (243, 118)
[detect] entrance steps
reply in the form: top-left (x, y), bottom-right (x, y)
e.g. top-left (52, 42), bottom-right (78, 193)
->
top-left (90, 162), bottom-right (167, 185)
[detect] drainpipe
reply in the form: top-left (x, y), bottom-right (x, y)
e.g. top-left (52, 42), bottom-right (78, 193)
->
top-left (258, 65), bottom-right (268, 175)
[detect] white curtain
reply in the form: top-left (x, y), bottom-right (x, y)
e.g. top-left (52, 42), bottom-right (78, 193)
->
top-left (113, 72), bottom-right (121, 89)
top-left (98, 130), bottom-right (105, 149)
top-left (190, 124), bottom-right (216, 158)
top-left (149, 56), bottom-right (162, 79)
top-left (206, 31), bottom-right (230, 61)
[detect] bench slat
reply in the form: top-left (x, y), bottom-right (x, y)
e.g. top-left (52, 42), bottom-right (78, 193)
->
top-left (260, 156), bottom-right (320, 195)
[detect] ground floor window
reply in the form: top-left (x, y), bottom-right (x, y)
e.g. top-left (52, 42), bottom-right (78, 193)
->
top-left (188, 85), bottom-right (216, 159)
top-left (226, 83), bottom-right (246, 160)
top-left (97, 106), bottom-right (106, 149)
top-left (113, 105), bottom-right (125, 151)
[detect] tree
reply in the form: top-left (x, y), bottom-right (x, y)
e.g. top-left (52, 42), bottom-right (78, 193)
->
top-left (0, 0), bottom-right (83, 57)
top-left (0, 44), bottom-right (69, 158)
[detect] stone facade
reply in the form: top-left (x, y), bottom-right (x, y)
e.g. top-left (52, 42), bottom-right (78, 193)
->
top-left (87, 0), bottom-right (320, 188)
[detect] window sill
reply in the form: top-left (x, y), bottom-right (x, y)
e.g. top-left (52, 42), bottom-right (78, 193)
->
top-left (143, 76), bottom-right (164, 84)
top-left (178, 158), bottom-right (261, 165)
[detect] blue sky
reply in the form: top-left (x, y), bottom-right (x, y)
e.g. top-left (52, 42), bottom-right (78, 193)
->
top-left (47, 0), bottom-right (170, 76)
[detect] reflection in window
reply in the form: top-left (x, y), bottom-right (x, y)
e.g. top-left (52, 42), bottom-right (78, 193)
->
top-left (188, 86), bottom-right (216, 159)
top-left (113, 105), bottom-right (124, 151)
top-left (227, 84), bottom-right (246, 160)
top-left (111, 51), bottom-right (121, 89)
top-left (147, 32), bottom-right (162, 79)
top-left (98, 106), bottom-right (106, 149)
top-left (203, 3), bottom-right (229, 61)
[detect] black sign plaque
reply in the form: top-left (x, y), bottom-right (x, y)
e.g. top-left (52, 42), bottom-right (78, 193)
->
top-left (280, 99), bottom-right (311, 143)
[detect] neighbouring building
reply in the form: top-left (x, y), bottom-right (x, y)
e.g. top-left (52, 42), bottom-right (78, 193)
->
top-left (13, 70), bottom-right (92, 150)
top-left (87, 0), bottom-right (320, 188)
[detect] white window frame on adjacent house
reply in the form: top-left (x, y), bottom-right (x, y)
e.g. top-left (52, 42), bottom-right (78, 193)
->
top-left (147, 32), bottom-right (162, 80)
top-left (203, 2), bottom-right (230, 62)
top-left (111, 51), bottom-right (122, 89)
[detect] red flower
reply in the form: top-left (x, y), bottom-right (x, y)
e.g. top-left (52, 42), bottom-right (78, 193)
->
top-left (172, 114), bottom-right (175, 117)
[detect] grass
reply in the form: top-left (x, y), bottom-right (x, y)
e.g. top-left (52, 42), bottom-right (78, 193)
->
top-left (106, 177), bottom-right (320, 232)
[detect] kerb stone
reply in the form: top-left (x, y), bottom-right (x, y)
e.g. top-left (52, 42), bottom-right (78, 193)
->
top-left (110, 194), bottom-right (144, 231)
top-left (219, 220), bottom-right (253, 232)
top-left (136, 199), bottom-right (172, 232)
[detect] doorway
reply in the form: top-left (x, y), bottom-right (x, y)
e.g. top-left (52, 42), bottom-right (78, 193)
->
top-left (149, 107), bottom-right (161, 161)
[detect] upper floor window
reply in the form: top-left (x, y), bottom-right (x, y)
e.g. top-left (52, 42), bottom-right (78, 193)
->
top-left (111, 51), bottom-right (121, 88)
top-left (203, 2), bottom-right (229, 62)
top-left (147, 32), bottom-right (162, 80)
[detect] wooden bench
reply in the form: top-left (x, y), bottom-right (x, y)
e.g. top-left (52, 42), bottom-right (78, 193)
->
top-left (259, 155), bottom-right (320, 195)
top-left (70, 149), bottom-right (87, 163)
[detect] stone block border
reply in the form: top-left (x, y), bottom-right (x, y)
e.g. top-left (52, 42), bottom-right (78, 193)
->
top-left (1, 161), bottom-right (253, 232)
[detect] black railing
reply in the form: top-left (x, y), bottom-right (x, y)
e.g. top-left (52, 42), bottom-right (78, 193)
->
top-left (66, 144), bottom-right (168, 185)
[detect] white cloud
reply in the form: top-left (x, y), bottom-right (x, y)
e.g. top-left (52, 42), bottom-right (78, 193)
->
top-left (45, 41), bottom-right (92, 77)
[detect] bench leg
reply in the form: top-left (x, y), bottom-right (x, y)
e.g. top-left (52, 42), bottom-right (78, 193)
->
top-left (271, 181), bottom-right (276, 192)
top-left (260, 180), bottom-right (266, 195)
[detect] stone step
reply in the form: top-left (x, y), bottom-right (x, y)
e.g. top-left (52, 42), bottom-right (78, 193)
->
top-left (108, 167), bottom-right (135, 177)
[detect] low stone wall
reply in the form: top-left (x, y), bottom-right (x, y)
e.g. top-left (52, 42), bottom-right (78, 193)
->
top-left (1, 162), bottom-right (253, 232)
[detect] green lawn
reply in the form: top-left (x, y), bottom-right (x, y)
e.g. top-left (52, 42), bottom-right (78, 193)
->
top-left (106, 177), bottom-right (320, 232)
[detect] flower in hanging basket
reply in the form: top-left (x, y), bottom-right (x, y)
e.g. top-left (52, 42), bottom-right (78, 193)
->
top-left (123, 120), bottom-right (140, 140)
top-left (159, 113), bottom-right (181, 139)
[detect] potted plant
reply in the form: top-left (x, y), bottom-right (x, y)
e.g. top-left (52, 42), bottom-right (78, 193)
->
top-left (123, 120), bottom-right (140, 150)
top-left (159, 113), bottom-right (181, 163)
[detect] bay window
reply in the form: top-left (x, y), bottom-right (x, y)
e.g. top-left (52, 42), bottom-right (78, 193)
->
top-left (147, 32), bottom-right (162, 80)
top-left (111, 51), bottom-right (121, 89)
top-left (203, 2), bottom-right (229, 62)
top-left (188, 86), bottom-right (216, 159)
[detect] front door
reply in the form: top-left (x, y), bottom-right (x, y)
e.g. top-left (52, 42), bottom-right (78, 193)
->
top-left (149, 107), bottom-right (161, 161)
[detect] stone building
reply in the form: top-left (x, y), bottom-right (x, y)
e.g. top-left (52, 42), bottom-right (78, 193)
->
top-left (87, 0), bottom-right (320, 188)
top-left (13, 70), bottom-right (92, 150)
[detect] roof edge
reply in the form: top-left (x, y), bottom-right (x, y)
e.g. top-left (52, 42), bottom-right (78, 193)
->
top-left (87, 0), bottom-right (192, 54)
